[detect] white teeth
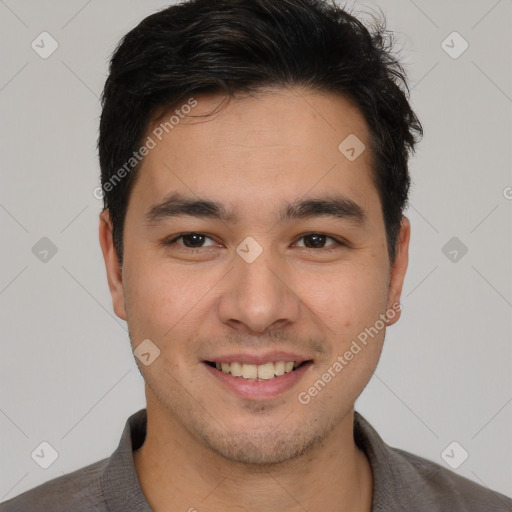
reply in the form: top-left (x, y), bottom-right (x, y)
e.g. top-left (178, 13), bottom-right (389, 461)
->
top-left (257, 362), bottom-right (275, 380)
top-left (230, 361), bottom-right (242, 377)
top-left (214, 360), bottom-right (303, 380)
top-left (274, 361), bottom-right (285, 376)
top-left (241, 363), bottom-right (258, 379)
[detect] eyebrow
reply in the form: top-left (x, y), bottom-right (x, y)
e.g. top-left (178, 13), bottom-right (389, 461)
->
top-left (144, 191), bottom-right (367, 226)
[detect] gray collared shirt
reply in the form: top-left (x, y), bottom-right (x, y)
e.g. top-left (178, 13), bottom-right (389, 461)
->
top-left (1, 408), bottom-right (511, 511)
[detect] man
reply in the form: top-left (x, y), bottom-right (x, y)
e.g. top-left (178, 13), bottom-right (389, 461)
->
top-left (2, 0), bottom-right (511, 511)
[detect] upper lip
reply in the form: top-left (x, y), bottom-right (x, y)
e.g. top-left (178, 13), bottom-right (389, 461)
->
top-left (204, 351), bottom-right (312, 365)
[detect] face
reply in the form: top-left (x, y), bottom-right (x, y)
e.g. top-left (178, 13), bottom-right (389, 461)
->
top-left (99, 87), bottom-right (409, 466)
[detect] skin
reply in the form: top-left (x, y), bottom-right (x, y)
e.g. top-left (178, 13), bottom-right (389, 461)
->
top-left (99, 87), bottom-right (410, 512)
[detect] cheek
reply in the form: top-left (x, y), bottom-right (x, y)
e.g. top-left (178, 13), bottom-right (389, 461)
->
top-left (123, 260), bottom-right (215, 353)
top-left (306, 263), bottom-right (389, 334)
top-left (123, 261), bottom-right (179, 336)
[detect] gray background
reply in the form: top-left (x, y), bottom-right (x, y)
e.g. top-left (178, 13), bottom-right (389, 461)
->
top-left (1, 0), bottom-right (511, 502)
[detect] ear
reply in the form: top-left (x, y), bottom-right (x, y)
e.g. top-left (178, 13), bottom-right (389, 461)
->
top-left (386, 216), bottom-right (410, 326)
top-left (98, 209), bottom-right (127, 321)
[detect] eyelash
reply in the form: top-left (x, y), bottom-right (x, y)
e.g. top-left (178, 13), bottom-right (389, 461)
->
top-left (163, 232), bottom-right (346, 252)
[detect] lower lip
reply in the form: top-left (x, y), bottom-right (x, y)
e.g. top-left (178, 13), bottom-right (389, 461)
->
top-left (203, 362), bottom-right (312, 400)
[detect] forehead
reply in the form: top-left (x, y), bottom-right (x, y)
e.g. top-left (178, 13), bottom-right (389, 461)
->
top-left (129, 87), bottom-right (378, 222)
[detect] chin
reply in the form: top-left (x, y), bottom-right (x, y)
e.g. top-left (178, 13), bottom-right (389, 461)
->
top-left (194, 418), bottom-right (329, 468)
top-left (210, 435), bottom-right (313, 466)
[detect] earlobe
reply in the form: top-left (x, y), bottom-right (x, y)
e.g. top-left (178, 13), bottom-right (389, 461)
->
top-left (98, 209), bottom-right (127, 320)
top-left (386, 216), bottom-right (410, 326)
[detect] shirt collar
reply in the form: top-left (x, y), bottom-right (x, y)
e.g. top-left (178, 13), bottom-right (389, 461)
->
top-left (353, 410), bottom-right (413, 510)
top-left (100, 408), bottom-right (152, 512)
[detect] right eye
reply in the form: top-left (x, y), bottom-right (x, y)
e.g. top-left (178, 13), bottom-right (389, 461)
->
top-left (164, 233), bottom-right (219, 250)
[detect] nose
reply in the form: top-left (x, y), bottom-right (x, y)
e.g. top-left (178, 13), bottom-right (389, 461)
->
top-left (217, 244), bottom-right (301, 335)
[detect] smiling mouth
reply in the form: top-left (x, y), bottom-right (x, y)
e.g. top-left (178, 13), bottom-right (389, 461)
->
top-left (204, 360), bottom-right (312, 381)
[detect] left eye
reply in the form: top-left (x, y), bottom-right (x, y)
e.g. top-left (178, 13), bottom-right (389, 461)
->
top-left (165, 233), bottom-right (342, 250)
top-left (293, 233), bottom-right (341, 249)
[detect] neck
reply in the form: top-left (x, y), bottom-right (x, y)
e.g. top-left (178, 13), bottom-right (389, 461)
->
top-left (134, 395), bottom-right (373, 512)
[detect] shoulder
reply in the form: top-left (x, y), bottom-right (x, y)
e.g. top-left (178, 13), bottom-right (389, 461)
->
top-left (390, 446), bottom-right (512, 511)
top-left (354, 411), bottom-right (512, 511)
top-left (0, 457), bottom-right (109, 512)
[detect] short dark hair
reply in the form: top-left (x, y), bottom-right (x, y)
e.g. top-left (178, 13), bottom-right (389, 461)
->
top-left (98, 0), bottom-right (423, 266)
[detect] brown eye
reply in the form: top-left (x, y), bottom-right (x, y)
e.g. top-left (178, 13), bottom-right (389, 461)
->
top-left (294, 234), bottom-right (341, 249)
top-left (165, 233), bottom-right (217, 249)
